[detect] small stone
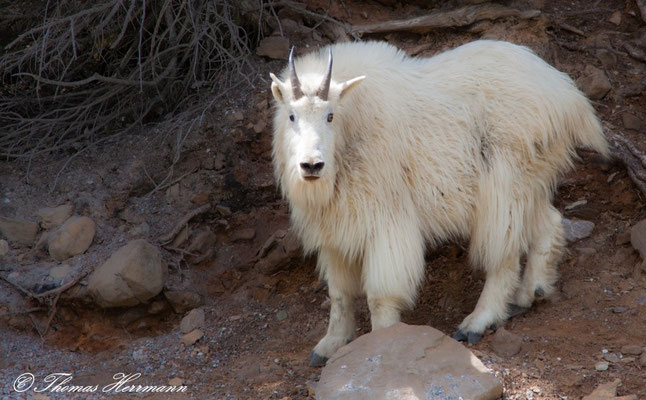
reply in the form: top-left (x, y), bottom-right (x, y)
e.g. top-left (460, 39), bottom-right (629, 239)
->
top-left (563, 218), bottom-right (595, 242)
top-left (620, 345), bottom-right (643, 355)
top-left (622, 112), bottom-right (643, 132)
top-left (180, 308), bottom-right (205, 334)
top-left (615, 231), bottom-right (631, 246)
top-left (49, 264), bottom-right (72, 280)
top-left (603, 352), bottom-right (620, 363)
top-left (318, 323), bottom-right (502, 400)
top-left (180, 329), bottom-right (204, 346)
top-left (640, 352), bottom-right (646, 366)
top-left (88, 240), bottom-right (168, 308)
top-left (608, 11), bottom-right (622, 25)
top-left (256, 36), bottom-right (290, 60)
top-left (232, 228), bottom-right (256, 241)
top-left (191, 192), bottom-right (210, 205)
top-left (216, 204), bottom-right (232, 216)
top-left (0, 217), bottom-right (39, 246)
top-left (595, 361), bottom-right (609, 371)
top-left (256, 230), bottom-right (301, 275)
top-left (36, 204), bottom-right (73, 229)
top-left (232, 111), bottom-right (244, 121)
top-left (577, 66), bottom-right (612, 100)
top-left (612, 306), bottom-right (629, 313)
top-left (168, 377), bottom-right (183, 386)
top-left (276, 310), bottom-right (288, 321)
top-left (164, 290), bottom-right (203, 314)
top-left (0, 239), bottom-right (8, 257)
top-left (47, 216), bottom-right (96, 261)
top-left (619, 357), bottom-right (635, 364)
top-left (253, 121), bottom-right (267, 134)
top-left (490, 327), bottom-right (523, 357)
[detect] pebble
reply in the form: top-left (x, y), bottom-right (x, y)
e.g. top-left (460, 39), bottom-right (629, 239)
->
top-left (595, 361), bottom-right (609, 371)
top-left (168, 377), bottom-right (184, 386)
top-left (232, 228), bottom-right (256, 241)
top-left (576, 65), bottom-right (612, 100)
top-left (640, 352), bottom-right (646, 366)
top-left (612, 306), bottom-right (629, 313)
top-left (49, 264), bottom-right (72, 280)
top-left (276, 310), bottom-right (288, 321)
top-left (181, 329), bottom-right (204, 346)
top-left (180, 308), bottom-right (205, 334)
top-left (216, 204), bottom-right (232, 216)
top-left (563, 219), bottom-right (595, 242)
top-left (603, 352), bottom-right (620, 363)
top-left (620, 344), bottom-right (643, 355)
top-left (623, 112), bottom-right (643, 131)
top-left (490, 328), bottom-right (523, 357)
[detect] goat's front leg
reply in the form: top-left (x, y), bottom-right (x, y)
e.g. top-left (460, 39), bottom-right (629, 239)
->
top-left (310, 248), bottom-right (361, 367)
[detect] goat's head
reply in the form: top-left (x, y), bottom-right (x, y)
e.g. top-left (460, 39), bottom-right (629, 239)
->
top-left (270, 48), bottom-right (364, 204)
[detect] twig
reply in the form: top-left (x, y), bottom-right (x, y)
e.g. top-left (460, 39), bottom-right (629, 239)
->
top-left (352, 3), bottom-right (540, 35)
top-left (0, 274), bottom-right (38, 300)
top-left (146, 167), bottom-right (198, 197)
top-left (34, 269), bottom-right (89, 299)
top-left (555, 21), bottom-right (586, 37)
top-left (159, 203), bottom-right (211, 244)
top-left (265, 1), bottom-right (359, 40)
top-left (0, 308), bottom-right (44, 318)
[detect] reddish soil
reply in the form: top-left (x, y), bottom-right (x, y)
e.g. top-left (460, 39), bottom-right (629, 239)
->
top-left (1, 1), bottom-right (646, 399)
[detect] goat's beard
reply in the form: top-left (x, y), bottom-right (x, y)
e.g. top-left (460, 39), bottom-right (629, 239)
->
top-left (283, 163), bottom-right (335, 211)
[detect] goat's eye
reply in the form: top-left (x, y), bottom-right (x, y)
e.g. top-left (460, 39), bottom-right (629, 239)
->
top-left (289, 114), bottom-right (295, 122)
top-left (327, 113), bottom-right (334, 122)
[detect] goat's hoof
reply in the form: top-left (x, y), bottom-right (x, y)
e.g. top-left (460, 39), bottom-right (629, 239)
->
top-left (507, 303), bottom-right (530, 318)
top-left (452, 329), bottom-right (482, 344)
top-left (535, 286), bottom-right (545, 298)
top-left (309, 352), bottom-right (328, 367)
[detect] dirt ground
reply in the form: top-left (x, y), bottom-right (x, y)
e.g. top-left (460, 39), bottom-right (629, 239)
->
top-left (1, 0), bottom-right (646, 399)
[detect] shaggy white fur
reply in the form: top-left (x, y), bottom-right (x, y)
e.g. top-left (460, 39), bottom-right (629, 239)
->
top-left (269, 40), bottom-right (608, 364)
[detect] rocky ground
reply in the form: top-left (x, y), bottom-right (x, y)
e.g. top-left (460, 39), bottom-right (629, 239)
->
top-left (1, 0), bottom-right (646, 399)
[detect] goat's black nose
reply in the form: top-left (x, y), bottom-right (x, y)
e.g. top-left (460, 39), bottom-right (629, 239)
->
top-left (300, 161), bottom-right (325, 174)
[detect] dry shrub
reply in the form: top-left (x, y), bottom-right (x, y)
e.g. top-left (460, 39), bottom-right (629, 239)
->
top-left (0, 0), bottom-right (256, 159)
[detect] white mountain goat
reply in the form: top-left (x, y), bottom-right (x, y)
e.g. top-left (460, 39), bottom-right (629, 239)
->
top-left (269, 40), bottom-right (609, 366)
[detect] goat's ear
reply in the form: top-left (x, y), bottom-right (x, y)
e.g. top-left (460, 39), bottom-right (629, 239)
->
top-left (270, 73), bottom-right (288, 104)
top-left (339, 76), bottom-right (365, 99)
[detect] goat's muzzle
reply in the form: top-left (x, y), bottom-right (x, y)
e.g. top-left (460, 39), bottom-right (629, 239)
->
top-left (300, 161), bottom-right (324, 181)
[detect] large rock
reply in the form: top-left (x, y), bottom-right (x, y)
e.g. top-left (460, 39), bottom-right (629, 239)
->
top-left (317, 323), bottom-right (503, 400)
top-left (0, 217), bottom-right (39, 246)
top-left (88, 240), bottom-right (168, 308)
top-left (577, 65), bottom-right (612, 100)
top-left (47, 216), bottom-right (96, 261)
top-left (36, 204), bottom-right (73, 229)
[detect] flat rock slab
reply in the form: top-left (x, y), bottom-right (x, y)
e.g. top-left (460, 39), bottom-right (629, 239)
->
top-left (317, 323), bottom-right (502, 400)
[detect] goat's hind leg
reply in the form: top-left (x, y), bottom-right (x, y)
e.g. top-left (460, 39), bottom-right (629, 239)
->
top-left (310, 248), bottom-right (361, 367)
top-left (513, 204), bottom-right (563, 309)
